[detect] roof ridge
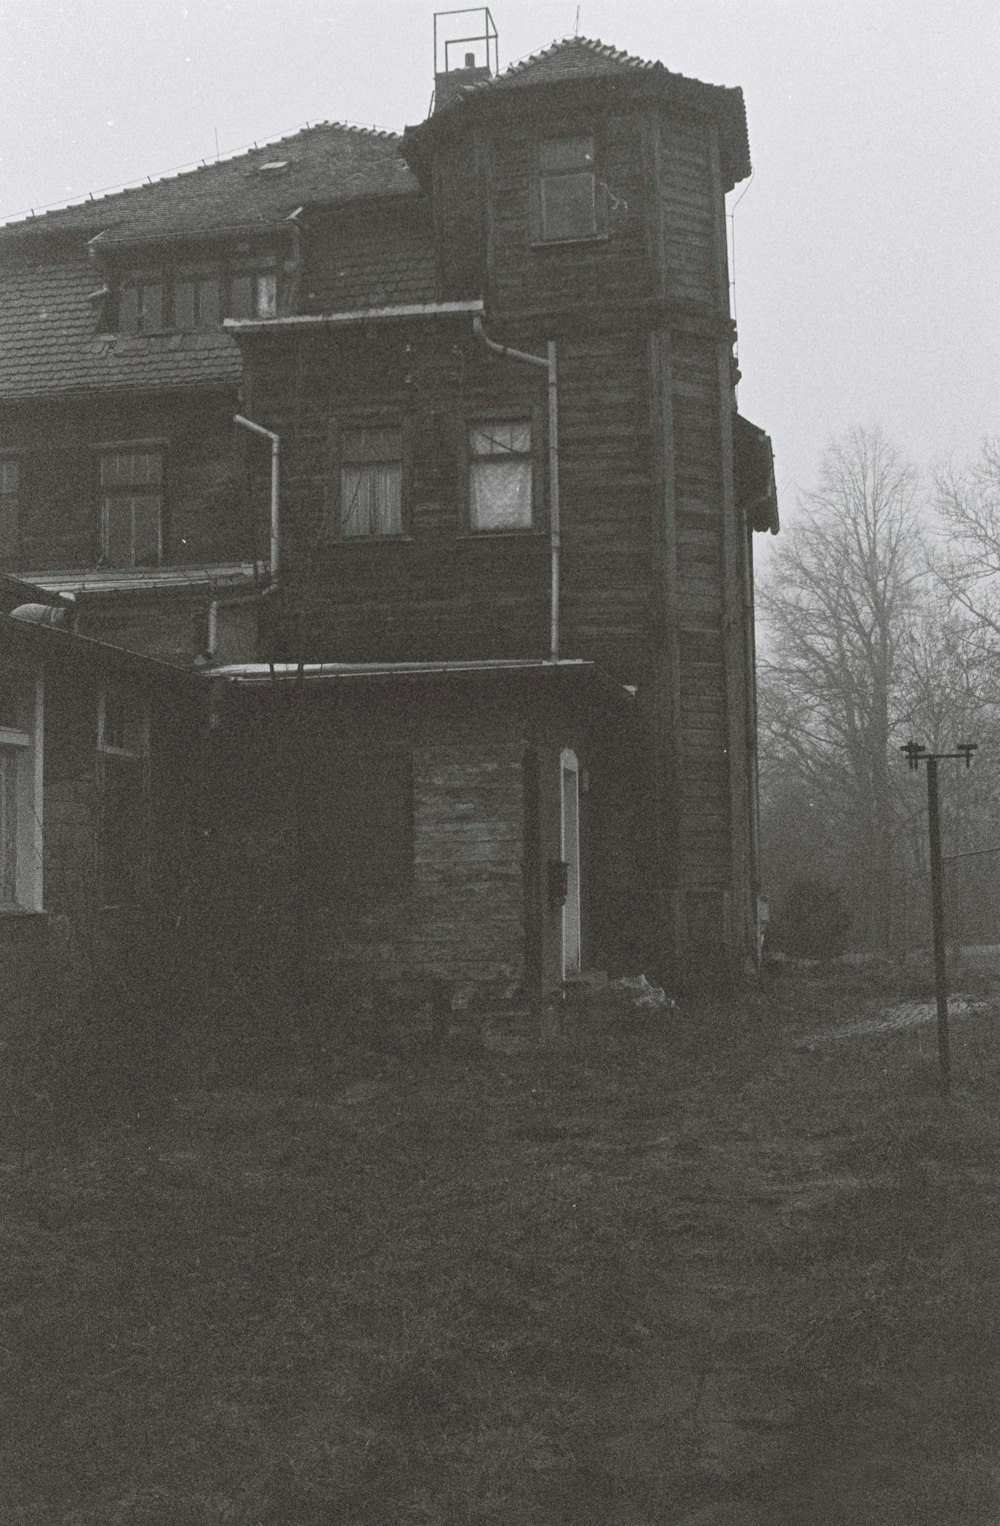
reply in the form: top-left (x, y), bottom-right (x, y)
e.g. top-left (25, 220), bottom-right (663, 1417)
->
top-left (2, 119), bottom-right (403, 230)
top-left (500, 34), bottom-right (660, 79)
top-left (430, 33), bottom-right (666, 113)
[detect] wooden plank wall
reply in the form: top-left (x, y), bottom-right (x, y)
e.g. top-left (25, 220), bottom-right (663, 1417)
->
top-left (410, 742), bottom-right (525, 985)
top-left (669, 330), bottom-right (731, 899)
top-left (0, 395), bottom-right (244, 573)
top-left (487, 112), bottom-right (656, 321)
top-left (658, 118), bottom-right (719, 310)
top-left (250, 322), bottom-right (660, 672)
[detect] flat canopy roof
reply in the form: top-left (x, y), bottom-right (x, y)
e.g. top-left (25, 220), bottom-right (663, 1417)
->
top-left (205, 655), bottom-right (637, 727)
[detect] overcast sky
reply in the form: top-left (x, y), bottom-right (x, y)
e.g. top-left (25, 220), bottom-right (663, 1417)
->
top-left (1, 0), bottom-right (997, 528)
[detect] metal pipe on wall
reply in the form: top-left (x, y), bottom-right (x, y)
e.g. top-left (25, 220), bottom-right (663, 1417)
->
top-left (472, 318), bottom-right (560, 663)
top-left (233, 413), bottom-right (281, 586)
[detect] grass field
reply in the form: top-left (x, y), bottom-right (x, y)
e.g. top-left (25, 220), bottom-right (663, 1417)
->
top-left (2, 963), bottom-right (999, 1524)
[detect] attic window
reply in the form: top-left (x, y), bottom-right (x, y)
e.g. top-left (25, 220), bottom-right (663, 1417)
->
top-left (535, 136), bottom-right (607, 244)
top-left (116, 254), bottom-right (278, 330)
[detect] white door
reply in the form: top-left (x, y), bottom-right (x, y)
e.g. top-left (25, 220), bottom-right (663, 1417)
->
top-left (560, 749), bottom-right (581, 979)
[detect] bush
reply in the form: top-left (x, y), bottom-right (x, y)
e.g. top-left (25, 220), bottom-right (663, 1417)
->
top-left (769, 876), bottom-right (853, 959)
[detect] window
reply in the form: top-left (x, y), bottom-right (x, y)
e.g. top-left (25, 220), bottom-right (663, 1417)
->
top-left (97, 686), bottom-right (149, 907)
top-left (339, 427), bottom-right (403, 538)
top-left (173, 268), bottom-right (221, 331)
top-left (469, 421), bottom-right (533, 531)
top-left (229, 271), bottom-right (277, 319)
top-left (536, 136), bottom-right (606, 243)
top-left (0, 458), bottom-right (19, 561)
top-left (119, 271), bottom-right (164, 334)
top-left (116, 252), bottom-right (277, 332)
top-left (0, 670), bottom-right (42, 912)
top-left (98, 446), bottom-right (163, 568)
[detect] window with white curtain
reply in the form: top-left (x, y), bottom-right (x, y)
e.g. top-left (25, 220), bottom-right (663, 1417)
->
top-left (339, 427), bottom-right (403, 538)
top-left (468, 421), bottom-right (533, 532)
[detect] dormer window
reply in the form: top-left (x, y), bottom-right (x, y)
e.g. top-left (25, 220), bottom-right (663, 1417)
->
top-left (173, 267), bottom-right (221, 330)
top-left (535, 135), bottom-right (607, 243)
top-left (230, 270), bottom-right (277, 320)
top-left (119, 270), bottom-right (164, 333)
top-left (116, 251), bottom-right (279, 331)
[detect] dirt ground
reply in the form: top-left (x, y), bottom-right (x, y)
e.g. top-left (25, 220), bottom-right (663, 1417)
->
top-left (2, 963), bottom-right (999, 1524)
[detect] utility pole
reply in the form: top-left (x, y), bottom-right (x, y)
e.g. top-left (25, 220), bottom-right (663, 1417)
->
top-left (900, 740), bottom-right (978, 1096)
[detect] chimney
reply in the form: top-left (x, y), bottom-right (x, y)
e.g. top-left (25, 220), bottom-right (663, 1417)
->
top-left (434, 51), bottom-right (491, 111)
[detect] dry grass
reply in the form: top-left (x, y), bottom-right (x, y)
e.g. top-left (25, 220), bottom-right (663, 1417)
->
top-left (2, 965), bottom-right (999, 1523)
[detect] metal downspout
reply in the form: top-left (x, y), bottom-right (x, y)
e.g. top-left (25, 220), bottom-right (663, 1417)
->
top-left (233, 414), bottom-right (281, 590)
top-left (472, 318), bottom-right (560, 663)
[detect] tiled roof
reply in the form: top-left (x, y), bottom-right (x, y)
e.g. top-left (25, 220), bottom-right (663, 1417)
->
top-left (2, 123), bottom-right (418, 239)
top-left (475, 35), bottom-right (665, 88)
top-left (0, 247), bottom-right (242, 400)
top-left (0, 123), bottom-right (433, 400)
top-left (406, 36), bottom-right (751, 188)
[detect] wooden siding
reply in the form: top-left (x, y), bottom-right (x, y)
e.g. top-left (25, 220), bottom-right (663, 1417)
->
top-left (656, 117), bottom-right (721, 311)
top-left (434, 137), bottom-right (487, 301)
top-left (669, 330), bottom-right (732, 884)
top-left (486, 111), bottom-right (657, 322)
top-left (248, 323), bottom-right (660, 675)
top-left (410, 743), bottom-right (525, 983)
top-left (0, 394), bottom-right (246, 573)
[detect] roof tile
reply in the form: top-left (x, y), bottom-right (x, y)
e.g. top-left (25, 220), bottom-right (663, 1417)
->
top-left (2, 123), bottom-right (417, 239)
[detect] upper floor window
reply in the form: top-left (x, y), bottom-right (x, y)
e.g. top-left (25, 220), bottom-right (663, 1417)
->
top-left (229, 271), bottom-right (277, 320)
top-left (119, 271), bottom-right (164, 334)
top-left (0, 458), bottom-right (19, 562)
top-left (469, 421), bottom-right (533, 532)
top-left (173, 268), bottom-right (221, 330)
top-left (339, 427), bottom-right (404, 538)
top-left (536, 136), bottom-right (606, 243)
top-left (98, 446), bottom-right (163, 568)
top-left (116, 253), bottom-right (277, 332)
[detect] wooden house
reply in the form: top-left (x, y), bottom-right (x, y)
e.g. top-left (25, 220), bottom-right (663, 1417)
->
top-left (0, 28), bottom-right (777, 1004)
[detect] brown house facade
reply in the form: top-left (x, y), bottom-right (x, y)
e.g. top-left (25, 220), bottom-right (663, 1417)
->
top-left (0, 31), bottom-right (777, 1003)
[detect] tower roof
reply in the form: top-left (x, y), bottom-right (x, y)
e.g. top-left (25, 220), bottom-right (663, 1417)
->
top-left (406, 36), bottom-right (751, 189)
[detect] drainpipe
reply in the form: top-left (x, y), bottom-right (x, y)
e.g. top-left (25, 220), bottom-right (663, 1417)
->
top-left (233, 414), bottom-right (281, 589)
top-left (472, 318), bottom-right (560, 663)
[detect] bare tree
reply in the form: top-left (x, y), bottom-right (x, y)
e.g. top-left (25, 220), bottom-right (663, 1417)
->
top-left (758, 427), bottom-right (923, 949)
top-left (933, 439), bottom-right (1000, 660)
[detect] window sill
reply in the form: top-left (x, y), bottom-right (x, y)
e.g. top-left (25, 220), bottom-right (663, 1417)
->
top-left (326, 535), bottom-right (414, 547)
top-left (530, 232), bottom-right (610, 249)
top-left (0, 908), bottom-right (49, 944)
top-left (456, 530), bottom-right (546, 542)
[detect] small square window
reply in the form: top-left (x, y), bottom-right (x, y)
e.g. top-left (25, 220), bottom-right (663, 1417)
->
top-left (469, 421), bottom-right (533, 532)
top-left (338, 427), bottom-right (403, 538)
